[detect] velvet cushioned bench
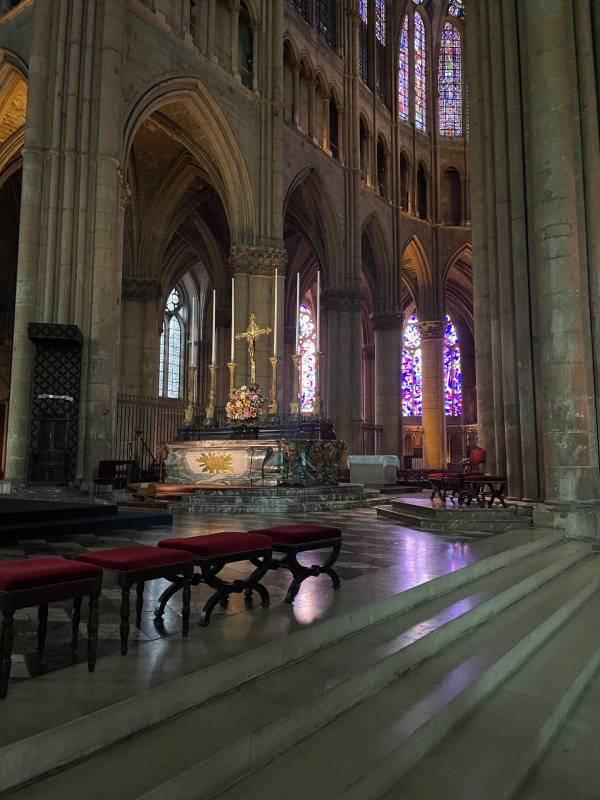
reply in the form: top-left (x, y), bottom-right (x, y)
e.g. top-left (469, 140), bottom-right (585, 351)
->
top-left (0, 557), bottom-right (103, 699)
top-left (248, 524), bottom-right (343, 604)
top-left (75, 545), bottom-right (194, 654)
top-left (154, 532), bottom-right (273, 627)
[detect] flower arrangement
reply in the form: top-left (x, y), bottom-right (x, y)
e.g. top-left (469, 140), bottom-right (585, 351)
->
top-left (226, 384), bottom-right (267, 423)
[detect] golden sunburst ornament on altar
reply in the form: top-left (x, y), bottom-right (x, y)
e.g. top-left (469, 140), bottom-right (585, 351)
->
top-left (196, 453), bottom-right (234, 474)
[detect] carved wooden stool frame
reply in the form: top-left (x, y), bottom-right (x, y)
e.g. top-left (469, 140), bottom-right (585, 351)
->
top-left (108, 561), bottom-right (194, 655)
top-left (0, 575), bottom-right (102, 699)
top-left (462, 479), bottom-right (508, 508)
top-left (262, 538), bottom-right (343, 604)
top-left (154, 548), bottom-right (272, 627)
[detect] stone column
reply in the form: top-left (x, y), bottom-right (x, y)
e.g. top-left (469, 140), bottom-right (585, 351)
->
top-left (120, 279), bottom-right (161, 396)
top-left (230, 0), bottom-right (240, 79)
top-left (307, 77), bottom-right (316, 141)
top-left (292, 65), bottom-right (301, 128)
top-left (322, 92), bottom-right (330, 152)
top-left (371, 312), bottom-right (401, 457)
top-left (418, 320), bottom-right (447, 470)
top-left (206, 0), bottom-right (217, 60)
top-left (362, 344), bottom-right (375, 426)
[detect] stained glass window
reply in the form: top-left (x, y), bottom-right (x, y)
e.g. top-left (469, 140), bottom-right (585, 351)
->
top-left (398, 17), bottom-right (409, 122)
top-left (287, 0), bottom-right (308, 21)
top-left (159, 326), bottom-right (165, 394)
top-left (360, 0), bottom-right (367, 22)
top-left (300, 303), bottom-right (316, 412)
top-left (439, 23), bottom-right (462, 136)
top-left (448, 0), bottom-right (464, 18)
top-left (375, 0), bottom-right (385, 43)
top-left (315, 0), bottom-right (336, 50)
top-left (359, 0), bottom-right (368, 84)
top-left (167, 316), bottom-right (181, 398)
top-left (444, 315), bottom-right (462, 416)
top-left (415, 13), bottom-right (426, 131)
top-left (402, 315), bottom-right (422, 417)
top-left (160, 288), bottom-right (183, 399)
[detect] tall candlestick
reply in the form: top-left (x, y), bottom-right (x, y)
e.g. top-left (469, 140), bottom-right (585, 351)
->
top-left (230, 278), bottom-right (235, 362)
top-left (273, 269), bottom-right (278, 358)
top-left (316, 271), bottom-right (320, 352)
top-left (296, 272), bottom-right (300, 355)
top-left (211, 289), bottom-right (216, 365)
top-left (191, 297), bottom-right (196, 366)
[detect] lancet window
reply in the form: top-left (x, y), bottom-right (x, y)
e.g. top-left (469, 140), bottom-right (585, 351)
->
top-left (398, 17), bottom-right (409, 121)
top-left (159, 288), bottom-right (183, 399)
top-left (438, 23), bottom-right (462, 136)
top-left (359, 0), bottom-right (368, 84)
top-left (299, 303), bottom-right (317, 412)
top-left (315, 0), bottom-right (336, 50)
top-left (444, 316), bottom-right (462, 416)
top-left (375, 0), bottom-right (386, 103)
top-left (402, 315), bottom-right (423, 417)
top-left (414, 13), bottom-right (427, 131)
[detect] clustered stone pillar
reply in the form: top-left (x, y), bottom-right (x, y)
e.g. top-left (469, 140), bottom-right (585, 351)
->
top-left (120, 280), bottom-right (161, 397)
top-left (371, 312), bottom-right (401, 457)
top-left (418, 320), bottom-right (447, 470)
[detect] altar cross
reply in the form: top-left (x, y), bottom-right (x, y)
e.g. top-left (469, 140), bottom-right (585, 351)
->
top-left (235, 313), bottom-right (272, 385)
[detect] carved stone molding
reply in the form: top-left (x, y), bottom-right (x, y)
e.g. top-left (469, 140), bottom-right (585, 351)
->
top-left (418, 320), bottom-right (446, 340)
top-left (229, 245), bottom-right (288, 277)
top-left (362, 344), bottom-right (375, 361)
top-left (122, 279), bottom-right (162, 303)
top-left (370, 311), bottom-right (401, 332)
top-left (321, 288), bottom-right (362, 313)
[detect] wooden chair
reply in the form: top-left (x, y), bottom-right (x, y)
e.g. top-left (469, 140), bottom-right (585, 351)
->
top-left (94, 460), bottom-right (118, 494)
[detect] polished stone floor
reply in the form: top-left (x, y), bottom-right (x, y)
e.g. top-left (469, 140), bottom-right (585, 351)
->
top-left (0, 500), bottom-right (499, 690)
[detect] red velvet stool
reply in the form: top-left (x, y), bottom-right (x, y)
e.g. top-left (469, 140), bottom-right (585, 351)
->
top-left (154, 532), bottom-right (273, 627)
top-left (0, 557), bottom-right (103, 699)
top-left (75, 545), bottom-right (194, 654)
top-left (428, 473), bottom-right (462, 503)
top-left (248, 525), bottom-right (343, 603)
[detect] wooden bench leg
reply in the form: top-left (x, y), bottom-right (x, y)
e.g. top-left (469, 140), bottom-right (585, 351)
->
top-left (275, 542), bottom-right (342, 604)
top-left (0, 611), bottom-right (14, 700)
top-left (135, 581), bottom-right (144, 627)
top-left (87, 595), bottom-right (99, 672)
top-left (72, 596), bottom-right (82, 645)
top-left (120, 587), bottom-right (130, 656)
top-left (182, 575), bottom-right (191, 637)
top-left (37, 602), bottom-right (48, 654)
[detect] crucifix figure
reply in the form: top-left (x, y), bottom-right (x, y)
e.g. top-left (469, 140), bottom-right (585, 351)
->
top-left (235, 313), bottom-right (272, 385)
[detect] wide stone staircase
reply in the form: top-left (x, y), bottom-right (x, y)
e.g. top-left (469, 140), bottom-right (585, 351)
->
top-left (3, 529), bottom-right (600, 800)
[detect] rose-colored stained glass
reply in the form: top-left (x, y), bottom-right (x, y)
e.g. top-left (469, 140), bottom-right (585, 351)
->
top-left (300, 303), bottom-right (316, 412)
top-left (415, 13), bottom-right (426, 131)
top-left (398, 17), bottom-right (409, 122)
top-left (439, 23), bottom-right (462, 136)
top-left (444, 315), bottom-right (462, 416)
top-left (402, 315), bottom-right (422, 416)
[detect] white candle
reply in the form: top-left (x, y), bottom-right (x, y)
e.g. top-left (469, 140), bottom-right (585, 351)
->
top-left (316, 271), bottom-right (320, 352)
top-left (230, 278), bottom-right (235, 362)
top-left (211, 289), bottom-right (216, 365)
top-left (191, 297), bottom-right (196, 366)
top-left (296, 272), bottom-right (300, 355)
top-left (273, 269), bottom-right (278, 358)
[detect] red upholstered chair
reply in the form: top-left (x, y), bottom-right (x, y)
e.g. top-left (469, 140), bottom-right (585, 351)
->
top-left (155, 532), bottom-right (273, 627)
top-left (463, 449), bottom-right (487, 475)
top-left (0, 557), bottom-right (103, 699)
top-left (94, 460), bottom-right (118, 494)
top-left (75, 545), bottom-right (194, 654)
top-left (248, 525), bottom-right (343, 603)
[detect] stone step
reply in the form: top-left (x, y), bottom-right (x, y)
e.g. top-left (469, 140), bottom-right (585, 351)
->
top-left (213, 554), bottom-right (600, 800)
top-left (391, 498), bottom-right (519, 520)
top-left (2, 537), bottom-right (587, 800)
top-left (175, 485), bottom-right (380, 500)
top-left (382, 574), bottom-right (600, 800)
top-left (171, 499), bottom-right (380, 514)
top-left (376, 505), bottom-right (531, 536)
top-left (0, 530), bottom-right (565, 795)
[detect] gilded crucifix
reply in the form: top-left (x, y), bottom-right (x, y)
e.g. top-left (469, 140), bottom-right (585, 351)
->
top-left (235, 313), bottom-right (272, 384)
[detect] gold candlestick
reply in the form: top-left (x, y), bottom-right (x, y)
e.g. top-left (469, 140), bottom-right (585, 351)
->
top-left (266, 356), bottom-right (281, 426)
top-left (310, 352), bottom-right (323, 421)
top-left (288, 353), bottom-right (301, 424)
top-left (182, 366), bottom-right (198, 428)
top-left (227, 362), bottom-right (236, 399)
top-left (203, 364), bottom-right (219, 428)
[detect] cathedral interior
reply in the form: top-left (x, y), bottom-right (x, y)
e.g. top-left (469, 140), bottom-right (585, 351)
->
top-left (1, 0), bottom-right (600, 797)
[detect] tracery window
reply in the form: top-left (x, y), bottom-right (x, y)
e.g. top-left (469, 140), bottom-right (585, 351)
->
top-left (315, 0), bottom-right (336, 50)
top-left (448, 0), bottom-right (464, 18)
top-left (414, 13), bottom-right (427, 131)
top-left (159, 288), bottom-right (183, 399)
top-left (375, 0), bottom-right (386, 103)
top-left (444, 316), bottom-right (462, 416)
top-left (438, 23), bottom-right (462, 136)
top-left (359, 0), bottom-right (368, 84)
top-left (398, 17), bottom-right (409, 122)
top-left (299, 303), bottom-right (316, 412)
top-left (286, 0), bottom-right (308, 21)
top-left (402, 315), bottom-right (422, 417)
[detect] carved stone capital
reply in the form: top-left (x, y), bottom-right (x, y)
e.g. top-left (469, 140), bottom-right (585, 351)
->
top-left (122, 279), bottom-right (162, 303)
top-left (229, 245), bottom-right (288, 277)
top-left (362, 344), bottom-right (375, 361)
top-left (321, 287), bottom-right (362, 313)
top-left (370, 311), bottom-right (401, 332)
top-left (418, 320), bottom-right (446, 340)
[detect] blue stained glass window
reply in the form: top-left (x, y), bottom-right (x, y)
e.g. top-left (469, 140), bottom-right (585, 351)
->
top-left (415, 13), bottom-right (427, 131)
top-left (439, 23), bottom-right (462, 136)
top-left (402, 316), bottom-right (422, 416)
top-left (444, 315), bottom-right (462, 416)
top-left (360, 0), bottom-right (367, 22)
top-left (375, 0), bottom-right (385, 43)
top-left (167, 316), bottom-right (181, 398)
top-left (448, 0), bottom-right (464, 18)
top-left (398, 17), bottom-right (409, 121)
top-left (300, 303), bottom-right (316, 412)
top-left (159, 326), bottom-right (165, 394)
top-left (160, 288), bottom-right (183, 399)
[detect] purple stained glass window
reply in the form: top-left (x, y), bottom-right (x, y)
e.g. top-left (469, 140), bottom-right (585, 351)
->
top-left (402, 315), bottom-right (422, 416)
top-left (375, 0), bottom-right (385, 43)
top-left (448, 0), bottom-right (464, 18)
top-left (444, 315), bottom-right (462, 416)
top-left (439, 23), bottom-right (462, 136)
top-left (300, 302), bottom-right (316, 412)
top-left (415, 13), bottom-right (426, 131)
top-left (398, 17), bottom-right (409, 122)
